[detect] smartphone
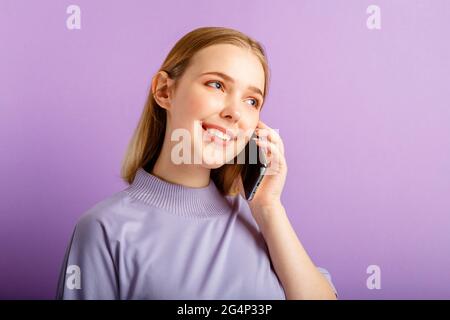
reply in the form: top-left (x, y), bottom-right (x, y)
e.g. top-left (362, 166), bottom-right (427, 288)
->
top-left (240, 132), bottom-right (268, 201)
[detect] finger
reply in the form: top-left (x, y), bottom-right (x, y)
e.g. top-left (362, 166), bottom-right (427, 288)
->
top-left (255, 126), bottom-right (285, 156)
top-left (256, 120), bottom-right (281, 141)
top-left (253, 138), bottom-right (284, 166)
top-left (255, 131), bottom-right (283, 156)
top-left (253, 138), bottom-right (276, 156)
top-left (253, 139), bottom-right (285, 175)
top-left (257, 120), bottom-right (280, 136)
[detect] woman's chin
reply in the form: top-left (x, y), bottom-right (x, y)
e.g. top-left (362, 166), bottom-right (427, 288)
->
top-left (198, 152), bottom-right (230, 169)
top-left (193, 137), bottom-right (244, 169)
top-left (201, 161), bottom-right (226, 170)
top-left (195, 141), bottom-right (227, 165)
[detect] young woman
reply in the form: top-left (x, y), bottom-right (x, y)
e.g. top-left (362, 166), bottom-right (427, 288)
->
top-left (56, 26), bottom-right (338, 300)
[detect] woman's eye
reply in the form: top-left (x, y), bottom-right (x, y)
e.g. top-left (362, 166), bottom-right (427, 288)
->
top-left (207, 80), bottom-right (260, 109)
top-left (206, 80), bottom-right (223, 90)
top-left (247, 98), bottom-right (260, 109)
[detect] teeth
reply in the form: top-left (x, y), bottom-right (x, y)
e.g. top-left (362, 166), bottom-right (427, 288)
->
top-left (205, 128), bottom-right (231, 141)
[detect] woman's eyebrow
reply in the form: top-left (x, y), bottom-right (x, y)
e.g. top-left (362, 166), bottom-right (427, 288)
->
top-left (199, 71), bottom-right (264, 97)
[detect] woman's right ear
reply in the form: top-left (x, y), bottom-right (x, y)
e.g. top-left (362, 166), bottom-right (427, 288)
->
top-left (151, 71), bottom-right (175, 111)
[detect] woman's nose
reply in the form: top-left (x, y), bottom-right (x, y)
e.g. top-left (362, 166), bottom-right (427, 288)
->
top-left (220, 102), bottom-right (241, 122)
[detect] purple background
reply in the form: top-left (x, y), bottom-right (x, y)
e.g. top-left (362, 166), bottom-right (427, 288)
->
top-left (1, 0), bottom-right (449, 299)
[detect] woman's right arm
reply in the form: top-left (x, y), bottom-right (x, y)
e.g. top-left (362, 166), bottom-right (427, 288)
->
top-left (56, 215), bottom-right (119, 300)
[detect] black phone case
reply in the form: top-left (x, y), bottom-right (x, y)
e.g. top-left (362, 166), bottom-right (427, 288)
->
top-left (241, 133), bottom-right (268, 201)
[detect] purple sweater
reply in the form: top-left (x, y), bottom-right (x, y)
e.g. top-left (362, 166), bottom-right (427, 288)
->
top-left (56, 167), bottom-right (336, 299)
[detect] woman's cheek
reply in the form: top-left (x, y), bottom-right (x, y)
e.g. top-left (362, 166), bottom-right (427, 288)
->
top-left (190, 92), bottom-right (221, 115)
top-left (178, 90), bottom-right (203, 115)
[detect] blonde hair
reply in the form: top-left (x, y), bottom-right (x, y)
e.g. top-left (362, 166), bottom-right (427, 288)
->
top-left (120, 26), bottom-right (270, 196)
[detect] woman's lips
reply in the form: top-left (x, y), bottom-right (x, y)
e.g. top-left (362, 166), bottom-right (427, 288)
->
top-left (201, 122), bottom-right (237, 140)
top-left (202, 125), bottom-right (235, 146)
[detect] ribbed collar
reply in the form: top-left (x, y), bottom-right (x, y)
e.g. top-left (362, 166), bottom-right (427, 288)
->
top-left (124, 167), bottom-right (232, 218)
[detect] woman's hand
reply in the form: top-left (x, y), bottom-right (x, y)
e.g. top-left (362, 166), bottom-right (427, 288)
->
top-left (238, 120), bottom-right (288, 213)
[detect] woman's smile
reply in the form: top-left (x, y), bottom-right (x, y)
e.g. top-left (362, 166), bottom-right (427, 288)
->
top-left (202, 125), bottom-right (235, 147)
top-left (201, 122), bottom-right (238, 147)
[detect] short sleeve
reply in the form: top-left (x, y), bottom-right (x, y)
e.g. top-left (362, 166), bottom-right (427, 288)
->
top-left (317, 267), bottom-right (338, 298)
top-left (55, 215), bottom-right (119, 300)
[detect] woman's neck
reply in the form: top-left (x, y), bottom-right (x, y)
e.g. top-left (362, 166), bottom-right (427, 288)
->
top-left (150, 140), bottom-right (211, 188)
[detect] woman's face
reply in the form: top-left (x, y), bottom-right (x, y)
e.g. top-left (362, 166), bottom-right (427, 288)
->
top-left (163, 43), bottom-right (265, 168)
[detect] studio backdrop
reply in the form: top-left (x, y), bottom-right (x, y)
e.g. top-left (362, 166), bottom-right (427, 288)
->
top-left (1, 0), bottom-right (449, 299)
